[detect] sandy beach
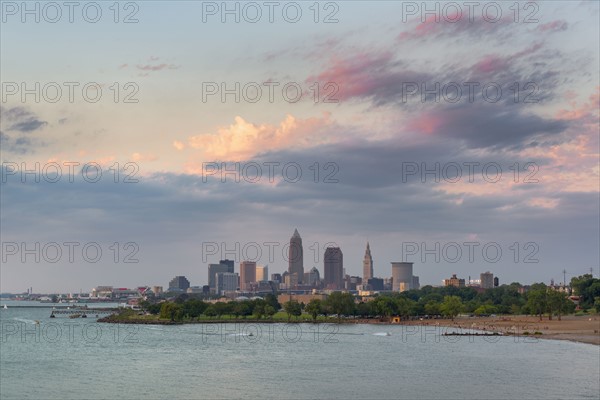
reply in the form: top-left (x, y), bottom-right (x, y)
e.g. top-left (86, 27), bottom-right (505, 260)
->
top-left (398, 315), bottom-right (600, 345)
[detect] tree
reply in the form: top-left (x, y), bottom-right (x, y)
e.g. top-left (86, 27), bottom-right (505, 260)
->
top-left (305, 299), bottom-right (323, 322)
top-left (547, 290), bottom-right (573, 320)
top-left (440, 296), bottom-right (463, 321)
top-left (283, 300), bottom-right (302, 321)
top-left (204, 305), bottom-right (217, 318)
top-left (325, 292), bottom-right (355, 321)
top-left (424, 301), bottom-right (440, 316)
top-left (264, 305), bottom-right (276, 320)
top-left (264, 294), bottom-right (281, 312)
top-left (160, 302), bottom-right (183, 321)
top-left (527, 288), bottom-right (547, 321)
top-left (374, 296), bottom-right (397, 318)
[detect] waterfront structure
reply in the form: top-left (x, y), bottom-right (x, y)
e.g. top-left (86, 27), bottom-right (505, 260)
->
top-left (208, 262), bottom-right (234, 292)
top-left (391, 262), bottom-right (413, 291)
top-left (256, 265), bottom-right (269, 282)
top-left (324, 247), bottom-right (344, 290)
top-left (480, 271), bottom-right (494, 289)
top-left (289, 229), bottom-right (304, 284)
top-left (240, 261), bottom-right (257, 290)
top-left (444, 274), bottom-right (465, 288)
top-left (363, 242), bottom-right (374, 281)
top-left (216, 272), bottom-right (239, 295)
top-left (168, 276), bottom-right (190, 291)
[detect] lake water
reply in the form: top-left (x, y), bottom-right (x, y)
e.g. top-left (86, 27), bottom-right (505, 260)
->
top-left (1, 302), bottom-right (599, 399)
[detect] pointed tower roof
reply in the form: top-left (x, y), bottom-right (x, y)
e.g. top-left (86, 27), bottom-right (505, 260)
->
top-left (292, 228), bottom-right (301, 238)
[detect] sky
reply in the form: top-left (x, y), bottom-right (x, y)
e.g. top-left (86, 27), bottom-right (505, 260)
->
top-left (1, 1), bottom-right (599, 293)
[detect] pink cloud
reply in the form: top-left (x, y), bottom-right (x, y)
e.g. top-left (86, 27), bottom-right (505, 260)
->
top-left (537, 20), bottom-right (568, 33)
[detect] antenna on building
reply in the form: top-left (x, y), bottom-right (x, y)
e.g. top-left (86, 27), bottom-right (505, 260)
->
top-left (563, 269), bottom-right (567, 286)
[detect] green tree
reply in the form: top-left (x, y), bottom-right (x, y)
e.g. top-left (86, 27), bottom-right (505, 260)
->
top-left (424, 301), bottom-right (440, 316)
top-left (325, 292), bottom-right (355, 321)
top-left (527, 287), bottom-right (547, 321)
top-left (264, 305), bottom-right (276, 320)
top-left (204, 305), bottom-right (217, 318)
top-left (160, 302), bottom-right (183, 321)
top-left (283, 300), bottom-right (302, 321)
top-left (305, 299), bottom-right (323, 322)
top-left (440, 296), bottom-right (463, 321)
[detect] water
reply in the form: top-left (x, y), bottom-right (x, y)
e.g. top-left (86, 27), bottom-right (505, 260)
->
top-left (1, 303), bottom-right (599, 400)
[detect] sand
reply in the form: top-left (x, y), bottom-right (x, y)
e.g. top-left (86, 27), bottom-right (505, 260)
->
top-left (398, 315), bottom-right (600, 345)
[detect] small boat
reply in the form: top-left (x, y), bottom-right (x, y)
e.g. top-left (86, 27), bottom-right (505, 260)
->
top-left (69, 314), bottom-right (81, 319)
top-left (35, 320), bottom-right (40, 325)
top-left (2, 305), bottom-right (7, 309)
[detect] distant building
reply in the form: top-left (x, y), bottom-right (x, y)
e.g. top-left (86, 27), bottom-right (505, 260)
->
top-left (271, 273), bottom-right (282, 284)
top-left (168, 276), bottom-right (190, 291)
top-left (289, 229), bottom-right (304, 284)
top-left (412, 276), bottom-right (420, 290)
top-left (216, 272), bottom-right (239, 295)
top-left (324, 247), bottom-right (344, 290)
top-left (480, 271), bottom-right (494, 289)
top-left (151, 286), bottom-right (163, 295)
top-left (256, 265), bottom-right (269, 282)
top-left (367, 277), bottom-right (384, 291)
top-left (363, 242), bottom-right (374, 281)
top-left (391, 262), bottom-right (413, 291)
top-left (345, 275), bottom-right (362, 291)
top-left (208, 262), bottom-right (234, 292)
top-left (444, 274), bottom-right (465, 288)
top-left (187, 286), bottom-right (204, 294)
top-left (240, 261), bottom-right (257, 290)
top-left (304, 267), bottom-right (321, 286)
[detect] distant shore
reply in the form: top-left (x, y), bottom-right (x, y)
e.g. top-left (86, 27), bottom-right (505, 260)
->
top-left (98, 313), bottom-right (600, 345)
top-left (397, 315), bottom-right (600, 345)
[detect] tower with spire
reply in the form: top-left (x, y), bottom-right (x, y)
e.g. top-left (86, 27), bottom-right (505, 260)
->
top-left (288, 229), bottom-right (304, 285)
top-left (363, 242), bottom-right (373, 281)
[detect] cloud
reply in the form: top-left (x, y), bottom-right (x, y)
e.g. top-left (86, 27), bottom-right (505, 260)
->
top-left (185, 113), bottom-right (335, 161)
top-left (136, 63), bottom-right (180, 71)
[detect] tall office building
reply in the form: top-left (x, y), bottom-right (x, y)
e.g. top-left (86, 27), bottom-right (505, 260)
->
top-left (324, 247), bottom-right (343, 290)
top-left (216, 272), bottom-right (239, 295)
top-left (220, 259), bottom-right (234, 271)
top-left (480, 271), bottom-right (494, 289)
top-left (391, 262), bottom-right (413, 292)
top-left (288, 229), bottom-right (304, 284)
top-left (168, 276), bottom-right (190, 291)
top-left (240, 261), bottom-right (257, 290)
top-left (363, 242), bottom-right (373, 281)
top-left (208, 262), bottom-right (234, 292)
top-left (256, 265), bottom-right (269, 282)
top-left (304, 266), bottom-right (321, 286)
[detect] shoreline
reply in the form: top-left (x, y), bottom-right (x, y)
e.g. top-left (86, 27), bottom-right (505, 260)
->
top-left (98, 314), bottom-right (600, 345)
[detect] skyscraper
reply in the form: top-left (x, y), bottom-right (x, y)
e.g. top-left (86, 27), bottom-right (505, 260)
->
top-left (288, 229), bottom-right (304, 284)
top-left (480, 271), bottom-right (494, 289)
top-left (324, 247), bottom-right (343, 290)
top-left (240, 261), bottom-right (256, 290)
top-left (208, 262), bottom-right (234, 292)
top-left (256, 265), bottom-right (269, 282)
top-left (391, 262), bottom-right (413, 291)
top-left (168, 276), bottom-right (190, 291)
top-left (363, 242), bottom-right (373, 281)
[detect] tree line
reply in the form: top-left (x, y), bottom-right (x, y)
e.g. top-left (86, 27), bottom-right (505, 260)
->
top-left (139, 275), bottom-right (599, 322)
